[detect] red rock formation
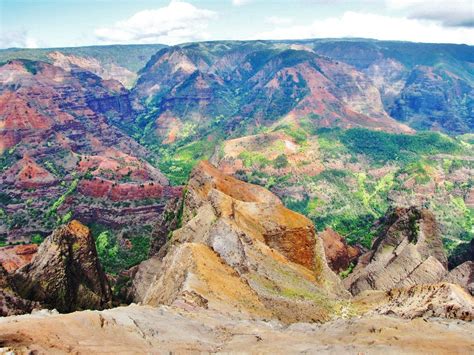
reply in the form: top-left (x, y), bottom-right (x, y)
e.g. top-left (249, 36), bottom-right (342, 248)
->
top-left (0, 244), bottom-right (38, 273)
top-left (320, 228), bottom-right (360, 273)
top-left (78, 179), bottom-right (180, 201)
top-left (4, 156), bottom-right (57, 189)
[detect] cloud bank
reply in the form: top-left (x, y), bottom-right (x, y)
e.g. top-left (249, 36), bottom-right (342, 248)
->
top-left (386, 0), bottom-right (474, 27)
top-left (256, 11), bottom-right (474, 45)
top-left (94, 1), bottom-right (216, 45)
top-left (0, 30), bottom-right (39, 49)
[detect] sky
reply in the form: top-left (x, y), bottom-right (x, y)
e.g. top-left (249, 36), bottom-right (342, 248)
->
top-left (0, 0), bottom-right (473, 48)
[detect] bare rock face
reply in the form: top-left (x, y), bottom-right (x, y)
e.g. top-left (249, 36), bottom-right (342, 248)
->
top-left (1, 304), bottom-right (474, 354)
top-left (356, 283), bottom-right (474, 321)
top-left (345, 207), bottom-right (448, 295)
top-left (319, 228), bottom-right (360, 273)
top-left (134, 161), bottom-right (349, 323)
top-left (445, 261), bottom-right (474, 295)
top-left (10, 220), bottom-right (112, 313)
top-left (0, 264), bottom-right (40, 316)
top-left (0, 244), bottom-right (38, 273)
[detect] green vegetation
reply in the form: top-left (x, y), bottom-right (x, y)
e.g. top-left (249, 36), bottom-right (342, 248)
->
top-left (31, 234), bottom-right (44, 244)
top-left (47, 178), bottom-right (79, 217)
top-left (94, 229), bottom-right (151, 274)
top-left (339, 129), bottom-right (460, 164)
top-left (157, 138), bottom-right (218, 185)
top-left (0, 145), bottom-right (19, 172)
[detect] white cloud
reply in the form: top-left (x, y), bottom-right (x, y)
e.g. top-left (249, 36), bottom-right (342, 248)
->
top-left (386, 0), bottom-right (474, 27)
top-left (232, 0), bottom-right (253, 6)
top-left (94, 1), bottom-right (217, 45)
top-left (0, 30), bottom-right (39, 49)
top-left (265, 16), bottom-right (294, 26)
top-left (256, 11), bottom-right (474, 44)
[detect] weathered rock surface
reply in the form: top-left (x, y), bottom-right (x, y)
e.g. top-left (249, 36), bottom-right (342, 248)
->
top-left (0, 244), bottom-right (38, 272)
top-left (0, 304), bottom-right (472, 354)
top-left (320, 228), bottom-right (360, 273)
top-left (0, 265), bottom-right (40, 317)
top-left (444, 261), bottom-right (474, 295)
top-left (345, 207), bottom-right (448, 295)
top-left (356, 283), bottom-right (474, 321)
top-left (133, 161), bottom-right (349, 323)
top-left (10, 220), bottom-right (112, 312)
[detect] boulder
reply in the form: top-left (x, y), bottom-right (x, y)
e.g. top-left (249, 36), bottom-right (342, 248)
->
top-left (345, 207), bottom-right (448, 295)
top-left (10, 220), bottom-right (112, 312)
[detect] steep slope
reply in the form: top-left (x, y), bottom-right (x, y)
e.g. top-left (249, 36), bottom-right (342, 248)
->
top-left (0, 60), bottom-right (179, 268)
top-left (130, 161), bottom-right (349, 323)
top-left (211, 126), bottom-right (474, 260)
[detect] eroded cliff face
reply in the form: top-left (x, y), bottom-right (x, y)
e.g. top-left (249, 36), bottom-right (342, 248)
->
top-left (319, 228), bottom-right (361, 273)
top-left (0, 59), bottom-right (173, 242)
top-left (131, 161), bottom-right (349, 323)
top-left (10, 220), bottom-right (112, 313)
top-left (345, 207), bottom-right (448, 295)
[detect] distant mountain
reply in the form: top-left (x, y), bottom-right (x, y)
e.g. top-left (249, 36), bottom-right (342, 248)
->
top-left (310, 39), bottom-right (474, 133)
top-left (131, 39), bottom-right (473, 138)
top-left (131, 41), bottom-right (412, 144)
top-left (0, 44), bottom-right (167, 87)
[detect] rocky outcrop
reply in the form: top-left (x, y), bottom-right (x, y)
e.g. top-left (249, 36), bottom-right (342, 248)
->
top-left (0, 264), bottom-right (40, 316)
top-left (356, 283), bottom-right (474, 321)
top-left (319, 228), bottom-right (360, 273)
top-left (132, 161), bottom-right (348, 323)
top-left (345, 207), bottom-right (448, 295)
top-left (10, 220), bottom-right (112, 312)
top-left (0, 244), bottom-right (38, 272)
top-left (445, 261), bottom-right (474, 295)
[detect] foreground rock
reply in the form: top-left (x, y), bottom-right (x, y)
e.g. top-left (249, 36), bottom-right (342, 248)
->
top-left (345, 207), bottom-right (448, 295)
top-left (10, 220), bottom-right (112, 313)
top-left (356, 282), bottom-right (474, 321)
top-left (132, 161), bottom-right (348, 323)
top-left (0, 304), bottom-right (472, 354)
